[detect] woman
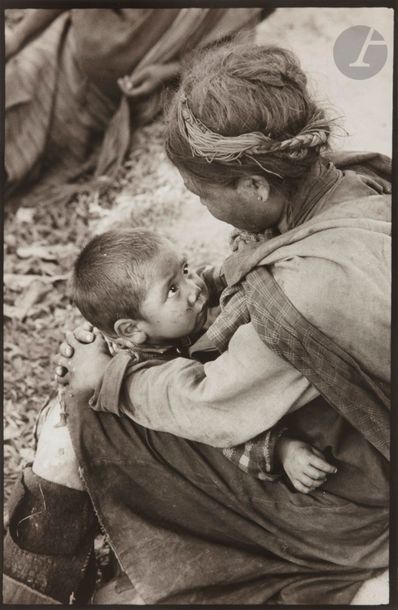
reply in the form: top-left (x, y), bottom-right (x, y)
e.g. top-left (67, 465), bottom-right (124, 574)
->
top-left (4, 42), bottom-right (390, 604)
top-left (5, 8), bottom-right (263, 209)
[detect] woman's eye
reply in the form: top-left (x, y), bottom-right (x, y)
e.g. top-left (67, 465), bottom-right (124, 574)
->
top-left (168, 285), bottom-right (178, 298)
top-left (183, 264), bottom-right (189, 275)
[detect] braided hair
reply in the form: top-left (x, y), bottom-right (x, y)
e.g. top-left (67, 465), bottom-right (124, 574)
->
top-left (166, 42), bottom-right (332, 188)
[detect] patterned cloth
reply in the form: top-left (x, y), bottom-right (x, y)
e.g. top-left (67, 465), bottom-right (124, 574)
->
top-left (208, 264), bottom-right (390, 461)
top-left (222, 425), bottom-right (286, 480)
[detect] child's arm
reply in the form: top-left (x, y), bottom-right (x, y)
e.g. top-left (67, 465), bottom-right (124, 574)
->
top-left (222, 428), bottom-right (336, 493)
top-left (89, 353), bottom-right (335, 495)
top-left (88, 349), bottom-right (168, 417)
top-left (275, 437), bottom-right (337, 493)
top-left (221, 424), bottom-right (286, 481)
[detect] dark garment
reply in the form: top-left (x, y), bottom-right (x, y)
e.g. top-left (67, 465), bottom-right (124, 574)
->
top-left (65, 391), bottom-right (388, 604)
top-left (3, 467), bottom-right (97, 604)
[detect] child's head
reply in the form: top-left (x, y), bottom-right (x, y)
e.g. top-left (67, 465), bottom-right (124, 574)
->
top-left (72, 229), bottom-right (208, 346)
top-left (165, 42), bottom-right (332, 231)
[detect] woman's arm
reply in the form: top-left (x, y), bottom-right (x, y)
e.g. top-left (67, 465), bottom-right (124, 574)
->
top-left (6, 9), bottom-right (66, 60)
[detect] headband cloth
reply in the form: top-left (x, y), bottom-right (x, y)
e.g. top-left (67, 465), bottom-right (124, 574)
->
top-left (178, 94), bottom-right (329, 166)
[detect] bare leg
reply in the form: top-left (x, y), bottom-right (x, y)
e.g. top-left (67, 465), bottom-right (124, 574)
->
top-left (32, 396), bottom-right (83, 490)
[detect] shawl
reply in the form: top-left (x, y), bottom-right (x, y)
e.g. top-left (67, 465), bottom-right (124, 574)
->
top-left (207, 153), bottom-right (391, 460)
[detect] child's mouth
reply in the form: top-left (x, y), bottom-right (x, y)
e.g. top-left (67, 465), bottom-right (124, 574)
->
top-left (197, 298), bottom-right (208, 315)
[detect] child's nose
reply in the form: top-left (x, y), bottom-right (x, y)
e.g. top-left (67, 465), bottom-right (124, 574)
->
top-left (187, 284), bottom-right (201, 306)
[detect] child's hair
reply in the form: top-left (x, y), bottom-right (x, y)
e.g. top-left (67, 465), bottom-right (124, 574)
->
top-left (72, 229), bottom-right (166, 335)
top-left (166, 42), bottom-right (331, 190)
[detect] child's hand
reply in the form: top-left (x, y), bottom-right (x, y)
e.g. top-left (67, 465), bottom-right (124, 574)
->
top-left (55, 325), bottom-right (111, 395)
top-left (276, 437), bottom-right (337, 494)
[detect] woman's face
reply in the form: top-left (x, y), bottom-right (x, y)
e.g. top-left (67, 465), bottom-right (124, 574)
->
top-left (180, 170), bottom-right (287, 232)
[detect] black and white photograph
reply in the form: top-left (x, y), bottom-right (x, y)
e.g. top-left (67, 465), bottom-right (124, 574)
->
top-left (2, 3), bottom-right (394, 605)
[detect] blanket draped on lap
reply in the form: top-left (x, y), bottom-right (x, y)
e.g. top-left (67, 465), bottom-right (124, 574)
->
top-left (67, 391), bottom-right (388, 605)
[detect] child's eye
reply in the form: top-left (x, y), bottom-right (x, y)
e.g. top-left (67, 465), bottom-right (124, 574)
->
top-left (183, 264), bottom-right (189, 275)
top-left (168, 285), bottom-right (178, 298)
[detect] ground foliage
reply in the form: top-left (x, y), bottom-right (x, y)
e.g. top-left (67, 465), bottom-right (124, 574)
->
top-left (3, 20), bottom-right (227, 585)
top-left (4, 113), bottom-right (191, 581)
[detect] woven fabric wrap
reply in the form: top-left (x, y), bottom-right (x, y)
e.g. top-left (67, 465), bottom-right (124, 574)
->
top-left (208, 267), bottom-right (390, 461)
top-left (222, 424), bottom-right (286, 481)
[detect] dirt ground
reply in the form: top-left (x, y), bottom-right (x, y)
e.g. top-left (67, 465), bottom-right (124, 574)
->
top-left (3, 7), bottom-right (392, 598)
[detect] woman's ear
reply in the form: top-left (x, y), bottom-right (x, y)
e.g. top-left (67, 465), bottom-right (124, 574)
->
top-left (114, 319), bottom-right (147, 345)
top-left (236, 175), bottom-right (270, 204)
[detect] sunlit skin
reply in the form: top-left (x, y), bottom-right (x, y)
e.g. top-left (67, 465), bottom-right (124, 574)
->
top-left (130, 243), bottom-right (209, 345)
top-left (180, 170), bottom-right (289, 233)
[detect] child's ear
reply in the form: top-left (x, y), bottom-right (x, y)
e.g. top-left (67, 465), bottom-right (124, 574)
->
top-left (114, 319), bottom-right (147, 345)
top-left (236, 175), bottom-right (270, 204)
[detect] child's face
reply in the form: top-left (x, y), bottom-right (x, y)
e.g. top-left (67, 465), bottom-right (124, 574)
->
top-left (138, 243), bottom-right (209, 344)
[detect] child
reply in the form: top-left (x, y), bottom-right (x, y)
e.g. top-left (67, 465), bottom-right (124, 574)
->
top-left (71, 228), bottom-right (336, 493)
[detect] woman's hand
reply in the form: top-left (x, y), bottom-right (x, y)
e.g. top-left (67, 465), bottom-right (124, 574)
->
top-left (276, 437), bottom-right (337, 494)
top-left (56, 323), bottom-right (111, 394)
top-left (118, 62), bottom-right (180, 100)
top-left (358, 172), bottom-right (391, 194)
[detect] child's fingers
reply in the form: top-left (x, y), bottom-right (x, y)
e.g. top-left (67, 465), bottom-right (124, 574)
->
top-left (56, 371), bottom-right (70, 386)
top-left (297, 473), bottom-right (321, 489)
top-left (81, 321), bottom-right (94, 332)
top-left (56, 354), bottom-right (73, 372)
top-left (305, 478), bottom-right (324, 490)
top-left (59, 340), bottom-right (74, 358)
top-left (292, 480), bottom-right (311, 494)
top-left (309, 453), bottom-right (337, 474)
top-left (72, 327), bottom-right (95, 344)
top-left (303, 464), bottom-right (328, 481)
top-left (55, 365), bottom-right (68, 378)
top-left (55, 364), bottom-right (70, 385)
